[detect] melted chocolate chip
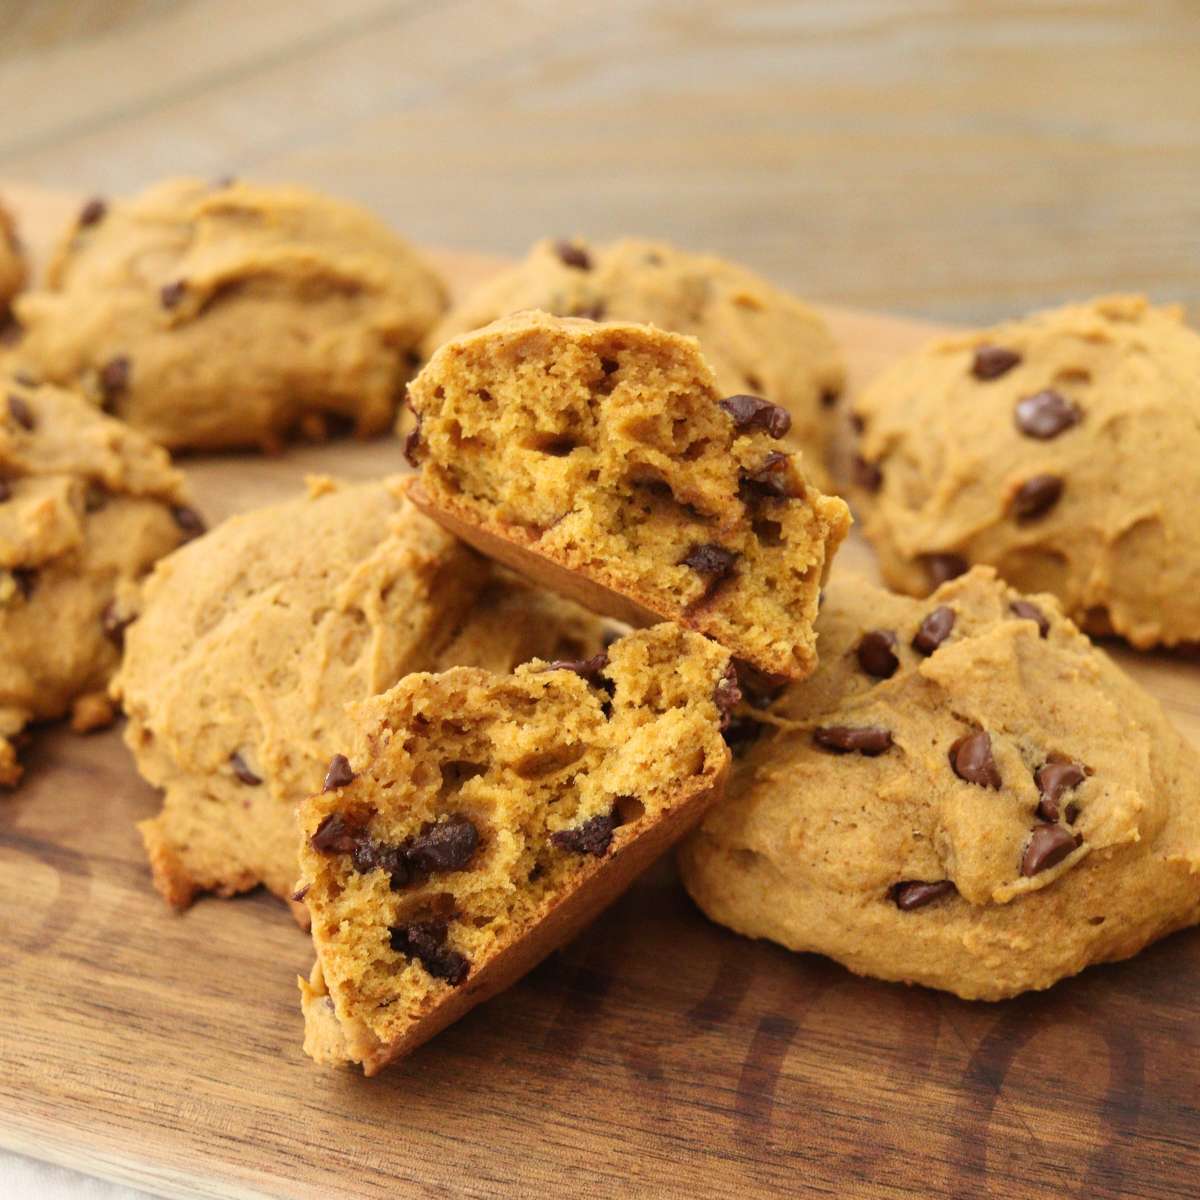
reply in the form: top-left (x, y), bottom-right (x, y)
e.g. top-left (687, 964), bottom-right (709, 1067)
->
top-left (79, 197), bottom-right (107, 227)
top-left (555, 240), bottom-right (591, 270)
top-left (922, 554), bottom-right (968, 587)
top-left (1021, 824), bottom-right (1080, 877)
top-left (1012, 474), bottom-right (1063, 522)
top-left (949, 731), bottom-right (1001, 789)
top-left (853, 456), bottom-right (883, 493)
top-left (310, 812), bottom-right (363, 855)
top-left (322, 753), bottom-right (355, 792)
top-left (719, 394), bottom-right (791, 439)
top-left (1015, 390), bottom-right (1080, 439)
top-left (814, 725), bottom-right (893, 756)
top-left (1034, 755), bottom-right (1087, 823)
top-left (388, 919), bottom-right (469, 985)
top-left (856, 630), bottom-right (899, 679)
top-left (7, 394), bottom-right (34, 430)
top-left (230, 751), bottom-right (262, 785)
top-left (1010, 599), bottom-right (1050, 637)
top-left (99, 356), bottom-right (131, 408)
top-left (547, 651), bottom-right (610, 690)
top-left (912, 605), bottom-right (956, 655)
top-left (551, 811), bottom-right (617, 857)
top-left (892, 880), bottom-right (956, 911)
top-left (680, 543), bottom-right (738, 583)
top-left (101, 600), bottom-right (133, 647)
top-left (171, 506), bottom-right (206, 540)
top-left (713, 662), bottom-right (742, 729)
top-left (406, 815), bottom-right (480, 874)
top-left (971, 345), bottom-right (1021, 380)
top-left (739, 451), bottom-right (796, 502)
top-left (160, 279), bottom-right (187, 309)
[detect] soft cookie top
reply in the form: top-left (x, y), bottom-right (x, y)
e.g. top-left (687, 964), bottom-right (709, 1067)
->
top-left (850, 294), bottom-right (1200, 647)
top-left (12, 178), bottom-right (448, 452)
top-left (405, 310), bottom-right (851, 681)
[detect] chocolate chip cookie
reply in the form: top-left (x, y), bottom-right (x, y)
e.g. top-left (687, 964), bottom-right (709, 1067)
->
top-left (420, 236), bottom-right (845, 490)
top-left (680, 567), bottom-right (1200, 1000)
top-left (113, 476), bottom-right (608, 915)
top-left (406, 311), bottom-right (851, 681)
top-left (1, 373), bottom-right (197, 786)
top-left (12, 179), bottom-right (447, 452)
top-left (298, 622), bottom-right (733, 1074)
top-left (849, 294), bottom-right (1200, 647)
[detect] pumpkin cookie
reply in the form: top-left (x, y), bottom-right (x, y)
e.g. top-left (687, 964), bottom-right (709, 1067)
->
top-left (298, 622), bottom-right (734, 1074)
top-left (420, 236), bottom-right (844, 490)
top-left (406, 311), bottom-right (850, 681)
top-left (113, 476), bottom-right (608, 915)
top-left (680, 568), bottom-right (1200, 1000)
top-left (1, 374), bottom-right (197, 786)
top-left (12, 179), bottom-right (447, 452)
top-left (849, 294), bottom-right (1200, 647)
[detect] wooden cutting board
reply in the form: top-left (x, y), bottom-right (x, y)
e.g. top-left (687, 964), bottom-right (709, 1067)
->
top-left (0, 185), bottom-right (1196, 1200)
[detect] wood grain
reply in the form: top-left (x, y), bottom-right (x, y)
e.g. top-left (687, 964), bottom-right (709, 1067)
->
top-left (0, 186), bottom-right (1197, 1200)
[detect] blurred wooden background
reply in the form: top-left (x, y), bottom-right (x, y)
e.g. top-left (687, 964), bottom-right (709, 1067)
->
top-left (0, 0), bottom-right (1195, 323)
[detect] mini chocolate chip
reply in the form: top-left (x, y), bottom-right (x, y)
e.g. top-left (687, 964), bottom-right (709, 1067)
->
top-left (1015, 390), bottom-right (1080, 439)
top-left (719, 394), bottom-right (791, 439)
top-left (0, 477), bottom-right (10, 503)
top-left (971, 345), bottom-right (1021, 380)
top-left (912, 605), bottom-right (956, 655)
top-left (1010, 599), bottom-right (1050, 637)
top-left (1012, 474), bottom-right (1063, 522)
top-left (101, 600), bottom-right (133, 647)
top-left (949, 731), bottom-right (1001, 789)
top-left (551, 811), bottom-right (617, 857)
top-left (820, 387), bottom-right (840, 409)
top-left (1021, 823), bottom-right (1080, 877)
top-left (892, 880), bottom-right (956, 911)
top-left (7, 394), bottom-right (34, 430)
top-left (322, 753), bottom-right (355, 792)
top-left (1034, 756), bottom-right (1087, 823)
top-left (856, 630), bottom-right (899, 679)
top-left (160, 279), bottom-right (187, 309)
top-left (230, 751), bottom-right (262, 785)
top-left (310, 812), bottom-right (363, 855)
top-left (555, 240), bottom-right (591, 270)
top-left (547, 651), bottom-right (610, 690)
top-left (403, 415), bottom-right (423, 467)
top-left (922, 553), bottom-right (968, 587)
top-left (79, 197), bottom-right (107, 227)
top-left (814, 725), bottom-right (893, 756)
top-left (680, 543), bottom-right (738, 581)
top-left (713, 662), bottom-right (742, 729)
top-left (99, 356), bottom-right (131, 406)
top-left (171, 505), bottom-right (206, 540)
top-left (853, 456), bottom-right (883, 493)
top-left (11, 567), bottom-right (36, 599)
top-left (406, 814), bottom-right (480, 874)
top-left (389, 919), bottom-right (469, 985)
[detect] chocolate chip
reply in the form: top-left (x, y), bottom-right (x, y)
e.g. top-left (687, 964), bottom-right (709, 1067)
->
top-left (388, 919), bottom-right (469, 985)
top-left (820, 387), bottom-right (841, 409)
top-left (555, 240), bottom-right (591, 270)
top-left (713, 662), bottom-right (742, 729)
top-left (856, 630), bottom-right (899, 679)
top-left (1012, 474), bottom-right (1063, 522)
top-left (1021, 823), bottom-right (1080, 877)
top-left (322, 753), bottom-right (355, 792)
top-left (291, 884), bottom-right (310, 903)
top-left (814, 725), bottom-right (893, 756)
top-left (101, 600), bottom-right (133, 648)
top-left (78, 197), bottom-right (107, 227)
top-left (10, 567), bottom-right (36, 599)
top-left (949, 731), bottom-right (1001, 789)
top-left (160, 279), bottom-right (187, 309)
top-left (971, 345), bottom-right (1021, 380)
top-left (739, 451), bottom-right (797, 503)
top-left (1034, 755), bottom-right (1087, 823)
top-left (733, 659), bottom-right (789, 709)
top-left (1015, 390), bottom-right (1080, 439)
top-left (171, 505), bottom-right (206, 540)
top-left (403, 415), bottom-right (423, 468)
top-left (922, 553), bottom-right (968, 587)
top-left (680, 543), bottom-right (738, 582)
top-left (310, 812), bottom-right (363, 855)
top-left (892, 880), bottom-right (956, 911)
top-left (406, 814), bottom-right (480, 874)
top-left (1010, 599), bottom-right (1050, 638)
top-left (229, 751), bottom-right (262, 785)
top-left (547, 651), bottom-right (610, 690)
top-left (912, 606), bottom-right (955, 655)
top-left (853, 456), bottom-right (883, 493)
top-left (551, 811), bottom-right (617, 857)
top-left (7, 394), bottom-right (34, 430)
top-left (352, 838), bottom-right (408, 885)
top-left (99, 356), bottom-right (131, 408)
top-left (719, 394), bottom-right (791, 439)
top-left (0, 477), bottom-right (9, 503)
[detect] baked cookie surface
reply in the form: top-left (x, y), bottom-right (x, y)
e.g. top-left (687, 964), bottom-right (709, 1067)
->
top-left (421, 237), bottom-right (844, 489)
top-left (680, 567), bottom-right (1200, 1000)
top-left (0, 374), bottom-right (196, 786)
top-left (114, 476), bottom-right (608, 913)
top-left (850, 294), bottom-right (1200, 647)
top-left (12, 179), bottom-right (447, 452)
top-left (298, 623), bottom-right (734, 1074)
top-left (406, 311), bottom-right (850, 681)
